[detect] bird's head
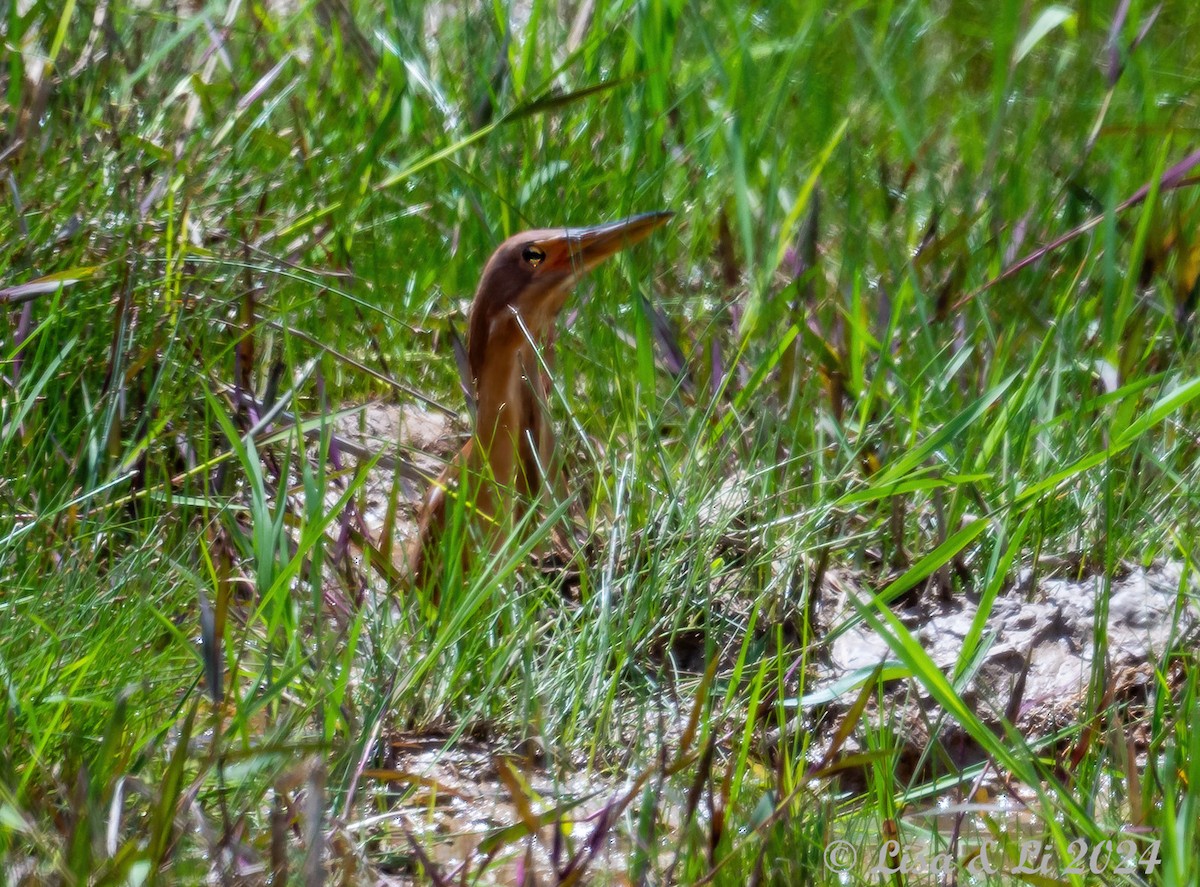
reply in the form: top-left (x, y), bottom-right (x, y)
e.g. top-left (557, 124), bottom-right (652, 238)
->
top-left (466, 211), bottom-right (672, 384)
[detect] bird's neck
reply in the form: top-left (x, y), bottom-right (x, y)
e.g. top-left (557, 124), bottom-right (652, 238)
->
top-left (471, 315), bottom-right (551, 496)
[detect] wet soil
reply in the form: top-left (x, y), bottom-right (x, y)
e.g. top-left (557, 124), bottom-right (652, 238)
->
top-left (812, 559), bottom-right (1197, 787)
top-left (326, 402), bottom-right (1198, 879)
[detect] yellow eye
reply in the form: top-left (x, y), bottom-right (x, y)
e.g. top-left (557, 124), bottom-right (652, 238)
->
top-left (522, 246), bottom-right (546, 267)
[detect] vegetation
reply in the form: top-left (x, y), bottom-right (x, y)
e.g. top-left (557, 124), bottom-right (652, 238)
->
top-left (2, 0), bottom-right (1199, 882)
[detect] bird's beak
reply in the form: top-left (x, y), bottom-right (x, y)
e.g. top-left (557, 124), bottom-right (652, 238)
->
top-left (545, 211), bottom-right (673, 275)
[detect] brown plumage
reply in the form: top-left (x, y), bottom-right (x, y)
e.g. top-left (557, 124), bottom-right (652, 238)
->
top-left (409, 212), bottom-right (672, 588)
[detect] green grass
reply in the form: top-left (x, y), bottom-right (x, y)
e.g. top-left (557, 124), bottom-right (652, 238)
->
top-left (3, 0), bottom-right (1200, 883)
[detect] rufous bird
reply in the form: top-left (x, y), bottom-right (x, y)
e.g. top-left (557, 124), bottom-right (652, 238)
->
top-left (410, 211), bottom-right (672, 588)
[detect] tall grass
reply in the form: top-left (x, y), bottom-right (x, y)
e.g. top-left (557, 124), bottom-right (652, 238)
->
top-left (2, 0), bottom-right (1199, 882)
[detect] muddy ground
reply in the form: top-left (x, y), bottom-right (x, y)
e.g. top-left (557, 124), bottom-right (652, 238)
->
top-left (323, 401), bottom-right (1198, 880)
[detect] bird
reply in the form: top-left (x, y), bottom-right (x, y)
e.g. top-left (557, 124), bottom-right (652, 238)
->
top-left (409, 211), bottom-right (673, 590)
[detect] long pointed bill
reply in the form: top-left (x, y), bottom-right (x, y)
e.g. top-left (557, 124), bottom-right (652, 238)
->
top-left (548, 211), bottom-right (673, 274)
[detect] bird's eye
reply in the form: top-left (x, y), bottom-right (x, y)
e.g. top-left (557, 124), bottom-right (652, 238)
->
top-left (522, 246), bottom-right (546, 267)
